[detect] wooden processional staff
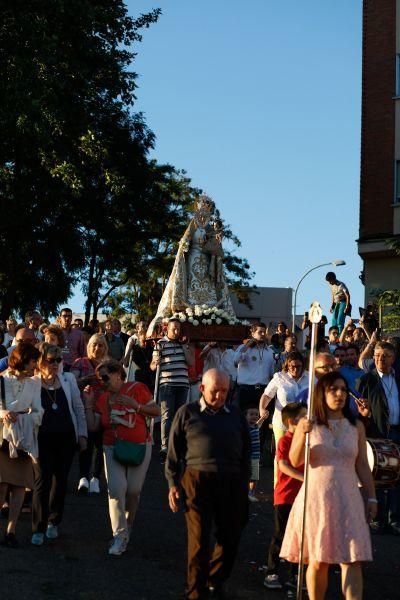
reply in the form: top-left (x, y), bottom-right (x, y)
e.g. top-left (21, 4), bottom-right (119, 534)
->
top-left (296, 300), bottom-right (323, 600)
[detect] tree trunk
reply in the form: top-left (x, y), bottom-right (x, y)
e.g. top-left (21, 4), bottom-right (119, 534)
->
top-left (84, 254), bottom-right (97, 326)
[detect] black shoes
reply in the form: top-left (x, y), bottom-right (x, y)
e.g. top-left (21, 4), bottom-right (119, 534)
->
top-left (1, 532), bottom-right (18, 548)
top-left (369, 521), bottom-right (386, 535)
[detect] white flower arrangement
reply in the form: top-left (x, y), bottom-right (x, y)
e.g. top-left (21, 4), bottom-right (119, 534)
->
top-left (180, 239), bottom-right (190, 252)
top-left (171, 305), bottom-right (245, 326)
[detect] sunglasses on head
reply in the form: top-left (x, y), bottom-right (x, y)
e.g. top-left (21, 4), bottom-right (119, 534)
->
top-left (46, 357), bottom-right (62, 364)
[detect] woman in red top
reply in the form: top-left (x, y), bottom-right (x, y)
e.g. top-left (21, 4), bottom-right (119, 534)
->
top-left (84, 359), bottom-right (160, 556)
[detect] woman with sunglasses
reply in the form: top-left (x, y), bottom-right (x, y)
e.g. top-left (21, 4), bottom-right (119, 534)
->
top-left (280, 372), bottom-right (376, 600)
top-left (31, 343), bottom-right (87, 545)
top-left (84, 359), bottom-right (160, 556)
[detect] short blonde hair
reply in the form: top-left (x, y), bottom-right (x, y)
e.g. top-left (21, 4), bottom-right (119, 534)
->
top-left (87, 333), bottom-right (109, 359)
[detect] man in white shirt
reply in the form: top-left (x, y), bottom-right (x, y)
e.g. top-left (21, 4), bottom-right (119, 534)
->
top-left (358, 342), bottom-right (400, 534)
top-left (200, 342), bottom-right (237, 402)
top-left (234, 323), bottom-right (274, 412)
top-left (26, 311), bottom-right (44, 342)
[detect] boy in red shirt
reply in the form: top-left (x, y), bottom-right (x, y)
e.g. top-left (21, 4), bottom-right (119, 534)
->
top-left (264, 402), bottom-right (307, 591)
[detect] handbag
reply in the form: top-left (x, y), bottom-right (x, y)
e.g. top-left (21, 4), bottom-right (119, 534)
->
top-left (0, 376), bottom-right (28, 458)
top-left (108, 383), bottom-right (147, 467)
top-left (113, 438), bottom-right (146, 466)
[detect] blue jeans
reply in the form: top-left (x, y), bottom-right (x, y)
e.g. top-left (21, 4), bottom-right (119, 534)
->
top-left (332, 301), bottom-right (346, 333)
top-left (376, 429), bottom-right (400, 525)
top-left (159, 385), bottom-right (189, 451)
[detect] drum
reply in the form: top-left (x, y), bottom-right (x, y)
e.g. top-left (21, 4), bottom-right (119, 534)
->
top-left (366, 438), bottom-right (400, 488)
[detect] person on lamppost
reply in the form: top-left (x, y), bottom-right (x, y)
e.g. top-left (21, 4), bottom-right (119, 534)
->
top-left (325, 271), bottom-right (351, 334)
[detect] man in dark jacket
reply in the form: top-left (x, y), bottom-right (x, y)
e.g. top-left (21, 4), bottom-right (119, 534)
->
top-left (166, 369), bottom-right (250, 600)
top-left (358, 341), bottom-right (400, 534)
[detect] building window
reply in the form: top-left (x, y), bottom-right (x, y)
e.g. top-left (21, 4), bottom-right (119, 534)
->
top-left (395, 160), bottom-right (400, 203)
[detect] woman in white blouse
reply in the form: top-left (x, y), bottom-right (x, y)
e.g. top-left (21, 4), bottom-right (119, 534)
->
top-left (259, 351), bottom-right (308, 447)
top-left (0, 343), bottom-right (42, 547)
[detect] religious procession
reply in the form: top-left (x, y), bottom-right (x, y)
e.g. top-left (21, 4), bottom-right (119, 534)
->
top-left (1, 193), bottom-right (399, 600)
top-left (2, 2), bottom-right (400, 600)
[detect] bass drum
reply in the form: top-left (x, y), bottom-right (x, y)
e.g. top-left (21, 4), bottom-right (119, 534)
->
top-left (366, 438), bottom-right (400, 488)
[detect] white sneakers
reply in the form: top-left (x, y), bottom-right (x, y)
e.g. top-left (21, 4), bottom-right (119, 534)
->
top-left (89, 477), bottom-right (100, 494)
top-left (78, 477), bottom-right (100, 494)
top-left (108, 535), bottom-right (128, 556)
top-left (31, 524), bottom-right (58, 545)
top-left (78, 477), bottom-right (89, 494)
top-left (31, 533), bottom-right (44, 546)
top-left (46, 523), bottom-right (58, 539)
top-left (263, 574), bottom-right (282, 589)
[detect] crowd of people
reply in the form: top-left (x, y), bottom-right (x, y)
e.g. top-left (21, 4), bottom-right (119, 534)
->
top-left (0, 273), bottom-right (399, 600)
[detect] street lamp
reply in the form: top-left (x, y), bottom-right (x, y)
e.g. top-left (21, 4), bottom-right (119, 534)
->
top-left (291, 260), bottom-right (346, 332)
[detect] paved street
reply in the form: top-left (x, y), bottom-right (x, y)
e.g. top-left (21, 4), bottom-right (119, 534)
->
top-left (1, 439), bottom-right (400, 600)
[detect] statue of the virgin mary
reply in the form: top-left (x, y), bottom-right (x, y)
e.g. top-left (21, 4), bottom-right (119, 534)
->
top-left (148, 195), bottom-right (236, 333)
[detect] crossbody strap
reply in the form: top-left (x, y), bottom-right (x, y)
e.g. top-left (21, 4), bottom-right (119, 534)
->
top-left (0, 376), bottom-right (5, 411)
top-left (107, 382), bottom-right (140, 439)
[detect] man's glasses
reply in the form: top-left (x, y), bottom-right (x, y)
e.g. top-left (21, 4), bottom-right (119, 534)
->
top-left (316, 365), bottom-right (335, 372)
top-left (99, 373), bottom-right (110, 382)
top-left (45, 357), bottom-right (62, 364)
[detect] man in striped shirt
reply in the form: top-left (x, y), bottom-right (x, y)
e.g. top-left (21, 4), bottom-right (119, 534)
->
top-left (151, 318), bottom-right (193, 462)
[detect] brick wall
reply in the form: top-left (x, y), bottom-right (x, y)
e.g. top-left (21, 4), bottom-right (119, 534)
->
top-left (360, 0), bottom-right (396, 240)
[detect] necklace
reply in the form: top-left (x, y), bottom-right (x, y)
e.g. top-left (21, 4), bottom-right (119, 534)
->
top-left (44, 387), bottom-right (58, 410)
top-left (43, 376), bottom-right (57, 391)
top-left (328, 419), bottom-right (344, 448)
top-left (42, 375), bottom-right (59, 409)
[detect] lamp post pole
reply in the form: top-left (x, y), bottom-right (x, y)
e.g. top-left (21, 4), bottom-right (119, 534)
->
top-left (291, 260), bottom-right (346, 333)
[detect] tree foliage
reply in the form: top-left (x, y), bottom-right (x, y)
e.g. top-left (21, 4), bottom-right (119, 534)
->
top-left (0, 0), bottom-right (160, 319)
top-left (0, 1), bottom-right (254, 323)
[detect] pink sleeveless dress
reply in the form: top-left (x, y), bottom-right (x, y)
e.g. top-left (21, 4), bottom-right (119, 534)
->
top-left (280, 419), bottom-right (372, 564)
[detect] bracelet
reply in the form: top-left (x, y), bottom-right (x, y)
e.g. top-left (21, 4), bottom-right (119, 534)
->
top-left (367, 498), bottom-right (378, 504)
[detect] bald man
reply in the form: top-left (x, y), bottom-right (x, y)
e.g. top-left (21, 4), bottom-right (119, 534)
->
top-left (0, 327), bottom-right (37, 373)
top-left (166, 369), bottom-right (250, 600)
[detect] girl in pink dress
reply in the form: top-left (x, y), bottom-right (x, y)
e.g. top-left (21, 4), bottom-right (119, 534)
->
top-left (280, 372), bottom-right (376, 600)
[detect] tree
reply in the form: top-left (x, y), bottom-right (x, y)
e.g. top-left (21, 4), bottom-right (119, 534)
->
top-left (0, 0), bottom-right (160, 319)
top-left (376, 289), bottom-right (400, 333)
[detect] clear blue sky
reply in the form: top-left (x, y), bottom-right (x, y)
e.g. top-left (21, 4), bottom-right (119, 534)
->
top-left (71, 0), bottom-right (365, 318)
